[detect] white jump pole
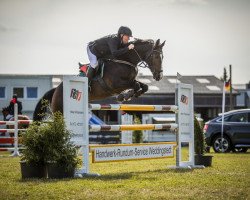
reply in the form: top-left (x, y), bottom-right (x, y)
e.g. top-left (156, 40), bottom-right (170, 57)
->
top-left (11, 103), bottom-right (20, 157)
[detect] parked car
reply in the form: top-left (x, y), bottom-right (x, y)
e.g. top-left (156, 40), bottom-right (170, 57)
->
top-left (204, 109), bottom-right (250, 153)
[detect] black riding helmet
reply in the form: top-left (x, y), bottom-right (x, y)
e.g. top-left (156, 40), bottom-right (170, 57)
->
top-left (118, 26), bottom-right (132, 37)
top-left (12, 94), bottom-right (18, 99)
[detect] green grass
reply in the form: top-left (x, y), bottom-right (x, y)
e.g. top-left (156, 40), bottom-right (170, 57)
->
top-left (0, 149), bottom-right (249, 200)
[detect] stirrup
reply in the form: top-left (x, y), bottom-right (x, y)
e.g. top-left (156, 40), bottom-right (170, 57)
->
top-left (88, 80), bottom-right (92, 92)
top-left (88, 85), bottom-right (92, 92)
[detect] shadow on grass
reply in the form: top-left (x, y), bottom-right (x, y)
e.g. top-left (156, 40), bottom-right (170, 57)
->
top-left (78, 167), bottom-right (194, 181)
top-left (19, 177), bottom-right (81, 184)
top-left (206, 151), bottom-right (249, 155)
top-left (17, 168), bottom-right (194, 183)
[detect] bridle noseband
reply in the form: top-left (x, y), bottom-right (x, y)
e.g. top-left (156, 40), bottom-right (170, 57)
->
top-left (133, 47), bottom-right (163, 74)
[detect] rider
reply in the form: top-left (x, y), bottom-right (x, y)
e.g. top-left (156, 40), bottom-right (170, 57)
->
top-left (85, 26), bottom-right (135, 84)
top-left (6, 94), bottom-right (23, 120)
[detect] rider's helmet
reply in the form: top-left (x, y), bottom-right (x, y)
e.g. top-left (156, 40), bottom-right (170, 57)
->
top-left (12, 94), bottom-right (17, 99)
top-left (118, 26), bottom-right (132, 37)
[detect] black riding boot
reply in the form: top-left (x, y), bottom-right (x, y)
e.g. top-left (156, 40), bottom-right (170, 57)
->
top-left (86, 67), bottom-right (95, 85)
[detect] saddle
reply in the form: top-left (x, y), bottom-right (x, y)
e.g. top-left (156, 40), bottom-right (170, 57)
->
top-left (78, 60), bottom-right (105, 79)
top-left (78, 60), bottom-right (114, 94)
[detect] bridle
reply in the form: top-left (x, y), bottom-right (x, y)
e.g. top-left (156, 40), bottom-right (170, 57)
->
top-left (133, 46), bottom-right (163, 75)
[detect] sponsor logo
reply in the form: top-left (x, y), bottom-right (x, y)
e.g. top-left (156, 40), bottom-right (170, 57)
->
top-left (70, 88), bottom-right (82, 101)
top-left (180, 94), bottom-right (188, 105)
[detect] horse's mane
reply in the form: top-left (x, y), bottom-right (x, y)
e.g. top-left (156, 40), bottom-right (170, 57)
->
top-left (131, 39), bottom-right (154, 46)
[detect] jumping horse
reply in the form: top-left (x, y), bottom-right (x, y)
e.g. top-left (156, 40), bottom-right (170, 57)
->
top-left (33, 39), bottom-right (165, 121)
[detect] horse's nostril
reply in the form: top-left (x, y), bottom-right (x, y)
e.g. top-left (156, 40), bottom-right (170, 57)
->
top-left (154, 74), bottom-right (159, 81)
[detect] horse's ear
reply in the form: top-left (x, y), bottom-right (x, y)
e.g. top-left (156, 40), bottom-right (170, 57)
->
top-left (155, 39), bottom-right (160, 47)
top-left (159, 40), bottom-right (166, 48)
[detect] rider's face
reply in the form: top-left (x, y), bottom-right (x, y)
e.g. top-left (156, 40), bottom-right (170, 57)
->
top-left (121, 35), bottom-right (130, 44)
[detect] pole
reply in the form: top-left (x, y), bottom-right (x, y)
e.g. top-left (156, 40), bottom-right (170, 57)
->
top-left (229, 65), bottom-right (233, 110)
top-left (175, 82), bottom-right (179, 167)
top-left (221, 82), bottom-right (225, 153)
top-left (11, 103), bottom-right (20, 156)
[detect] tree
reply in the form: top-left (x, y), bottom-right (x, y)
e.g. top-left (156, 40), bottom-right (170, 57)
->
top-left (220, 67), bottom-right (228, 81)
top-left (133, 115), bottom-right (143, 143)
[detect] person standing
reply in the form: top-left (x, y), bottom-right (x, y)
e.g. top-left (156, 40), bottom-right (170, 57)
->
top-left (6, 94), bottom-right (22, 120)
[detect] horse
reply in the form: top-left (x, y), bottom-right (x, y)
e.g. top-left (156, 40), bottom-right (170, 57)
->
top-left (1, 107), bottom-right (30, 136)
top-left (2, 107), bottom-right (9, 121)
top-left (33, 39), bottom-right (165, 121)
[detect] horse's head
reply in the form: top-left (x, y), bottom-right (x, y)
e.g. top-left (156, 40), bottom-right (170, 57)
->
top-left (147, 39), bottom-right (165, 81)
top-left (131, 39), bottom-right (165, 81)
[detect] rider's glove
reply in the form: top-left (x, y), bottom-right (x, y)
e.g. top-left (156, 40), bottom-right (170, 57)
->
top-left (128, 44), bottom-right (134, 50)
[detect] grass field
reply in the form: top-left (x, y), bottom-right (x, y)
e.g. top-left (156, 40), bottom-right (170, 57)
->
top-left (0, 150), bottom-right (249, 200)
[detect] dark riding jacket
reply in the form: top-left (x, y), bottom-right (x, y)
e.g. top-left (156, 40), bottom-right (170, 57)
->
top-left (8, 99), bottom-right (22, 115)
top-left (89, 34), bottom-right (129, 58)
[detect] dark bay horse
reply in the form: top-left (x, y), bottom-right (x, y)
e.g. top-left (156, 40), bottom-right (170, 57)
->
top-left (33, 39), bottom-right (165, 121)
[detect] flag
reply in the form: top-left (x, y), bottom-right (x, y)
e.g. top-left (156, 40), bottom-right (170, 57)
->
top-left (177, 72), bottom-right (182, 80)
top-left (225, 79), bottom-right (231, 91)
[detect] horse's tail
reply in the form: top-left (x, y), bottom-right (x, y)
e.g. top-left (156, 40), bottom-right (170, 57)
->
top-left (33, 88), bottom-right (56, 121)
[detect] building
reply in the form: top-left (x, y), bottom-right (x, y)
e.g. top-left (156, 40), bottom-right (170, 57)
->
top-left (0, 74), bottom-right (55, 120)
top-left (233, 82), bottom-right (250, 108)
top-left (91, 75), bottom-right (239, 122)
top-left (0, 74), bottom-right (241, 122)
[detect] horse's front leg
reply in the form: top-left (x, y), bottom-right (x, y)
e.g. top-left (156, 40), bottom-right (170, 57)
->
top-left (123, 80), bottom-right (144, 101)
top-left (116, 81), bottom-right (140, 102)
top-left (117, 89), bottom-right (135, 102)
top-left (134, 82), bottom-right (148, 98)
top-left (120, 81), bottom-right (148, 101)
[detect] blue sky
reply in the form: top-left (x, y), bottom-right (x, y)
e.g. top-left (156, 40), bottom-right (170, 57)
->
top-left (0, 0), bottom-right (249, 84)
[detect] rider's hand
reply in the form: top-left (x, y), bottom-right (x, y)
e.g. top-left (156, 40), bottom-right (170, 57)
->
top-left (128, 44), bottom-right (134, 50)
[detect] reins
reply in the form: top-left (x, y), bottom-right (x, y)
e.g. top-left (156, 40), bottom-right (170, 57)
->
top-left (105, 59), bottom-right (136, 68)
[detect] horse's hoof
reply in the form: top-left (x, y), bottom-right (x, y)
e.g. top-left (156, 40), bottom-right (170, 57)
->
top-left (123, 90), bottom-right (135, 101)
top-left (124, 94), bottom-right (133, 101)
top-left (116, 94), bottom-right (125, 102)
top-left (124, 95), bottom-right (131, 101)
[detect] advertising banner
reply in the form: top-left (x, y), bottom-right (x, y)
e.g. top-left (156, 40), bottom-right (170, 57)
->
top-left (91, 143), bottom-right (175, 163)
top-left (63, 76), bottom-right (88, 146)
